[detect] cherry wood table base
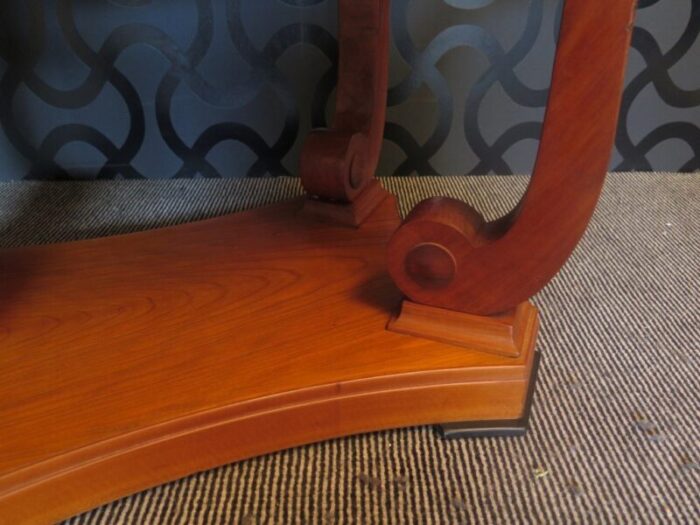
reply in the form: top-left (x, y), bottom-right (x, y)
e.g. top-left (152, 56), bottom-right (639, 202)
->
top-left (0, 194), bottom-right (539, 524)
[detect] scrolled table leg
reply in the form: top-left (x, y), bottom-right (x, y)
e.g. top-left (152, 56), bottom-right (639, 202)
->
top-left (300, 0), bottom-right (392, 226)
top-left (386, 0), bottom-right (637, 437)
top-left (388, 0), bottom-right (637, 317)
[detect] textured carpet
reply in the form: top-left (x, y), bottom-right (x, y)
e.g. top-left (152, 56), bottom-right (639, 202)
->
top-left (1, 173), bottom-right (698, 524)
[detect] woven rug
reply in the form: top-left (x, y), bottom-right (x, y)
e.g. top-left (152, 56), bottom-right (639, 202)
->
top-left (0, 173), bottom-right (698, 524)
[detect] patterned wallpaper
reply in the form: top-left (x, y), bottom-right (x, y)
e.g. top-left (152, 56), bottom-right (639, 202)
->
top-left (0, 0), bottom-right (698, 181)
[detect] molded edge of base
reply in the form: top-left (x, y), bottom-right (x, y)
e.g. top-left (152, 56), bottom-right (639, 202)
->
top-left (1, 372), bottom-right (534, 524)
top-left (436, 351), bottom-right (542, 439)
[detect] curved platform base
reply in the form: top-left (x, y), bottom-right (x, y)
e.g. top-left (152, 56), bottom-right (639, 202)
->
top-left (0, 194), bottom-right (537, 523)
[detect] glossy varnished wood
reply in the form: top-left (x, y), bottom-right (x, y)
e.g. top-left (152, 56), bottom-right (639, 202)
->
top-left (0, 196), bottom-right (537, 524)
top-left (387, 0), bottom-right (638, 315)
top-left (0, 0), bottom-right (639, 520)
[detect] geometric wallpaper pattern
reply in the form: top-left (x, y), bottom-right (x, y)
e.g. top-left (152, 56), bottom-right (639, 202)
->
top-left (0, 0), bottom-right (698, 181)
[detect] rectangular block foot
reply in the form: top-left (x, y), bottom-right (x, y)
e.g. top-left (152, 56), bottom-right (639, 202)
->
top-left (301, 179), bottom-right (392, 227)
top-left (388, 300), bottom-right (539, 358)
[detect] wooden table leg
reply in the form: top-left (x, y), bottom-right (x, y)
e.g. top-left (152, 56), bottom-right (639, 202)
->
top-left (300, 0), bottom-right (392, 226)
top-left (386, 0), bottom-right (637, 434)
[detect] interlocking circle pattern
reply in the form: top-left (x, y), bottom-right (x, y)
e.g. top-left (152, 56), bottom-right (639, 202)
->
top-left (0, 0), bottom-right (697, 180)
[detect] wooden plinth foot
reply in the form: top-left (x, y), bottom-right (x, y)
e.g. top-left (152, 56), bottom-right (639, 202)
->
top-left (301, 179), bottom-right (392, 227)
top-left (437, 351), bottom-right (542, 439)
top-left (388, 300), bottom-right (539, 358)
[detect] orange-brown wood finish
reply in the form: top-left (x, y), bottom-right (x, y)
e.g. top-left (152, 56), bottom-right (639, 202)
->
top-left (388, 301), bottom-right (539, 358)
top-left (0, 1), bottom-right (639, 521)
top-left (387, 0), bottom-right (638, 316)
top-left (0, 196), bottom-right (537, 524)
top-left (300, 0), bottom-right (390, 208)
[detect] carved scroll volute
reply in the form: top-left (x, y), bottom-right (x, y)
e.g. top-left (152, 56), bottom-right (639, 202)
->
top-left (387, 0), bottom-right (638, 316)
top-left (300, 0), bottom-right (391, 202)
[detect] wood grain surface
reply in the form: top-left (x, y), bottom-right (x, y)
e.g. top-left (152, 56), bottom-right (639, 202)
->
top-left (0, 196), bottom-right (536, 524)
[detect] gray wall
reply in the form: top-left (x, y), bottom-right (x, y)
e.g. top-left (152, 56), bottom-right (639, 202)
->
top-left (0, 0), bottom-right (698, 181)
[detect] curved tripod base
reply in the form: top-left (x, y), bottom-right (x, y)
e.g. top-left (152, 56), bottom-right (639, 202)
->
top-left (0, 195), bottom-right (539, 524)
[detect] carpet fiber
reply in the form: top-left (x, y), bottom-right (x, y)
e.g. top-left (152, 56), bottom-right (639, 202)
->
top-left (1, 173), bottom-right (698, 524)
